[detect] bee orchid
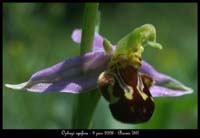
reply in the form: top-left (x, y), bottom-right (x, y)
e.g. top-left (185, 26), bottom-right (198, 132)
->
top-left (5, 24), bottom-right (193, 123)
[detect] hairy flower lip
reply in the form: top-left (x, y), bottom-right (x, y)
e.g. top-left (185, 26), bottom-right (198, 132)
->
top-left (5, 28), bottom-right (193, 97)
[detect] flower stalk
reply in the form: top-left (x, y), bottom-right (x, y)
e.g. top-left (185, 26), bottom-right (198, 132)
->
top-left (72, 3), bottom-right (100, 129)
top-left (80, 3), bottom-right (99, 54)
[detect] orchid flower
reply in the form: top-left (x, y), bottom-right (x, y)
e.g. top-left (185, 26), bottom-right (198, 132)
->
top-left (5, 24), bottom-right (193, 124)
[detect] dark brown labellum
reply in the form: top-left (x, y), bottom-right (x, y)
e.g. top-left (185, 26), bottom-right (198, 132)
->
top-left (98, 64), bottom-right (154, 124)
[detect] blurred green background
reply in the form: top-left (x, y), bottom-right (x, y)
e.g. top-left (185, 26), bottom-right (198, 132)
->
top-left (3, 3), bottom-right (197, 129)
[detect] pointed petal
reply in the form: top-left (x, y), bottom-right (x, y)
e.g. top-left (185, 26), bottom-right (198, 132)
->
top-left (150, 85), bottom-right (193, 97)
top-left (5, 51), bottom-right (111, 93)
top-left (5, 82), bottom-right (28, 90)
top-left (140, 60), bottom-right (193, 97)
top-left (71, 29), bottom-right (115, 52)
top-left (6, 72), bottom-right (100, 93)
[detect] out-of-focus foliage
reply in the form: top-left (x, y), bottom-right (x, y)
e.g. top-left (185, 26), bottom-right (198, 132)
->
top-left (3, 3), bottom-right (197, 129)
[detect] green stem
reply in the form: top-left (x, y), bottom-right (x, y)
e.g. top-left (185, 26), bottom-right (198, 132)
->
top-left (80, 3), bottom-right (99, 54)
top-left (72, 3), bottom-right (100, 129)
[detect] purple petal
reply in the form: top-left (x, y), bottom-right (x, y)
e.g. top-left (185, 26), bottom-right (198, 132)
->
top-left (5, 51), bottom-right (111, 93)
top-left (71, 29), bottom-right (82, 43)
top-left (140, 60), bottom-right (193, 97)
top-left (150, 86), bottom-right (193, 97)
top-left (71, 29), bottom-right (115, 52)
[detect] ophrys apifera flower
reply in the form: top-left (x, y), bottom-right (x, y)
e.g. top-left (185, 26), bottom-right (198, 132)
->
top-left (5, 24), bottom-right (193, 123)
